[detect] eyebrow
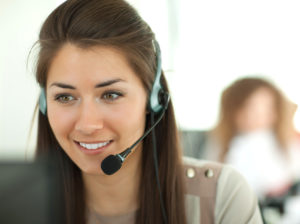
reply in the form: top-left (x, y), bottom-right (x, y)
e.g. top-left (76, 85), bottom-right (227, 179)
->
top-left (49, 83), bottom-right (75, 89)
top-left (95, 79), bottom-right (124, 88)
top-left (49, 79), bottom-right (124, 89)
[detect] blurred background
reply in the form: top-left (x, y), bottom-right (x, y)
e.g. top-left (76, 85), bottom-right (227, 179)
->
top-left (1, 0), bottom-right (300, 223)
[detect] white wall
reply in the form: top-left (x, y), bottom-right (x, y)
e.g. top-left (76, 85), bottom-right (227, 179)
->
top-left (0, 0), bottom-right (62, 159)
top-left (0, 0), bottom-right (299, 159)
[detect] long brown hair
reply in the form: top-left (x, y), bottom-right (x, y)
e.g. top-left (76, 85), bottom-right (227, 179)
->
top-left (33, 0), bottom-right (186, 223)
top-left (214, 77), bottom-right (296, 161)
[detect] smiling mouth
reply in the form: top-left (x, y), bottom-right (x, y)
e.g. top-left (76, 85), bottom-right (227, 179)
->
top-left (75, 140), bottom-right (112, 150)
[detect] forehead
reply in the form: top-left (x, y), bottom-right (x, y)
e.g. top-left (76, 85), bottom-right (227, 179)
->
top-left (249, 87), bottom-right (275, 102)
top-left (241, 87), bottom-right (276, 111)
top-left (46, 43), bottom-right (141, 86)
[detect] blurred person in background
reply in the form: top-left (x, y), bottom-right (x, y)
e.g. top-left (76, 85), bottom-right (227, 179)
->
top-left (204, 77), bottom-right (300, 199)
top-left (197, 77), bottom-right (300, 223)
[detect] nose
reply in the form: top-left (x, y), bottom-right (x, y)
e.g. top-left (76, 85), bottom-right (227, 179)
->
top-left (74, 99), bottom-right (104, 135)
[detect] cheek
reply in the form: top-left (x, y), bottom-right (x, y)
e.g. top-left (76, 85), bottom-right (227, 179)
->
top-left (47, 106), bottom-right (75, 141)
top-left (235, 109), bottom-right (253, 131)
top-left (112, 104), bottom-right (146, 130)
top-left (107, 99), bottom-right (147, 142)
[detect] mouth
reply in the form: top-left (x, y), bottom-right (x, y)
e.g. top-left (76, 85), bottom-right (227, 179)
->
top-left (75, 140), bottom-right (113, 154)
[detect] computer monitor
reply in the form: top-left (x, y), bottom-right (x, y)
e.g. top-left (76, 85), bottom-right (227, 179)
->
top-left (0, 159), bottom-right (64, 224)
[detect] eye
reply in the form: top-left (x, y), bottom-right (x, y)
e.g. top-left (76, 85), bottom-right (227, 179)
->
top-left (102, 91), bottom-right (123, 101)
top-left (54, 94), bottom-right (75, 104)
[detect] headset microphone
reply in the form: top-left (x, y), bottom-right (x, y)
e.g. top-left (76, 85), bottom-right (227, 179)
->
top-left (101, 92), bottom-right (169, 175)
top-left (100, 40), bottom-right (168, 175)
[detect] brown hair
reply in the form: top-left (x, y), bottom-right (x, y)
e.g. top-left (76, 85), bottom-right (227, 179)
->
top-left (33, 0), bottom-right (186, 224)
top-left (214, 77), bottom-right (296, 161)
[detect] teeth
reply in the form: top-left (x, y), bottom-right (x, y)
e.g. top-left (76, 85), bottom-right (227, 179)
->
top-left (79, 141), bottom-right (110, 150)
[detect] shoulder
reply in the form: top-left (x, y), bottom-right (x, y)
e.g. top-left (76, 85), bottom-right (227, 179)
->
top-left (183, 157), bottom-right (223, 197)
top-left (183, 157), bottom-right (263, 224)
top-left (214, 163), bottom-right (263, 223)
top-left (183, 156), bottom-right (255, 197)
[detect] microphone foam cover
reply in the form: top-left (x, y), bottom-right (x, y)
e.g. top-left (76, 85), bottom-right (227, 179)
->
top-left (101, 155), bottom-right (122, 175)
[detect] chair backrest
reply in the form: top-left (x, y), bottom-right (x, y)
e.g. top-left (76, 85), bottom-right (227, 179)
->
top-left (180, 130), bottom-right (208, 159)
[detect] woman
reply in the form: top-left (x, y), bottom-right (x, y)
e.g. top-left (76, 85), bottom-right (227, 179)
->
top-left (33, 0), bottom-right (262, 223)
top-left (204, 77), bottom-right (300, 198)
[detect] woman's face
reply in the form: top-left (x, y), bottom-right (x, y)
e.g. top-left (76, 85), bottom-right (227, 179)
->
top-left (235, 87), bottom-right (277, 133)
top-left (46, 44), bottom-right (148, 175)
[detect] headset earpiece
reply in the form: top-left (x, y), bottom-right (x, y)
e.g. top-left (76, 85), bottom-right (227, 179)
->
top-left (39, 87), bottom-right (47, 115)
top-left (148, 40), bottom-right (169, 113)
top-left (159, 90), bottom-right (170, 111)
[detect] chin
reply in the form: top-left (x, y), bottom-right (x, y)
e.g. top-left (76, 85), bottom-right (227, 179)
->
top-left (79, 163), bottom-right (102, 175)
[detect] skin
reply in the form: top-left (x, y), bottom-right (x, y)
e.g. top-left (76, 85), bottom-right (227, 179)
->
top-left (46, 43), bottom-right (148, 215)
top-left (235, 87), bottom-right (277, 133)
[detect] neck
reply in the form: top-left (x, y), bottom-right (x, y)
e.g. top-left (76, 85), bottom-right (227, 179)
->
top-left (82, 146), bottom-right (142, 216)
